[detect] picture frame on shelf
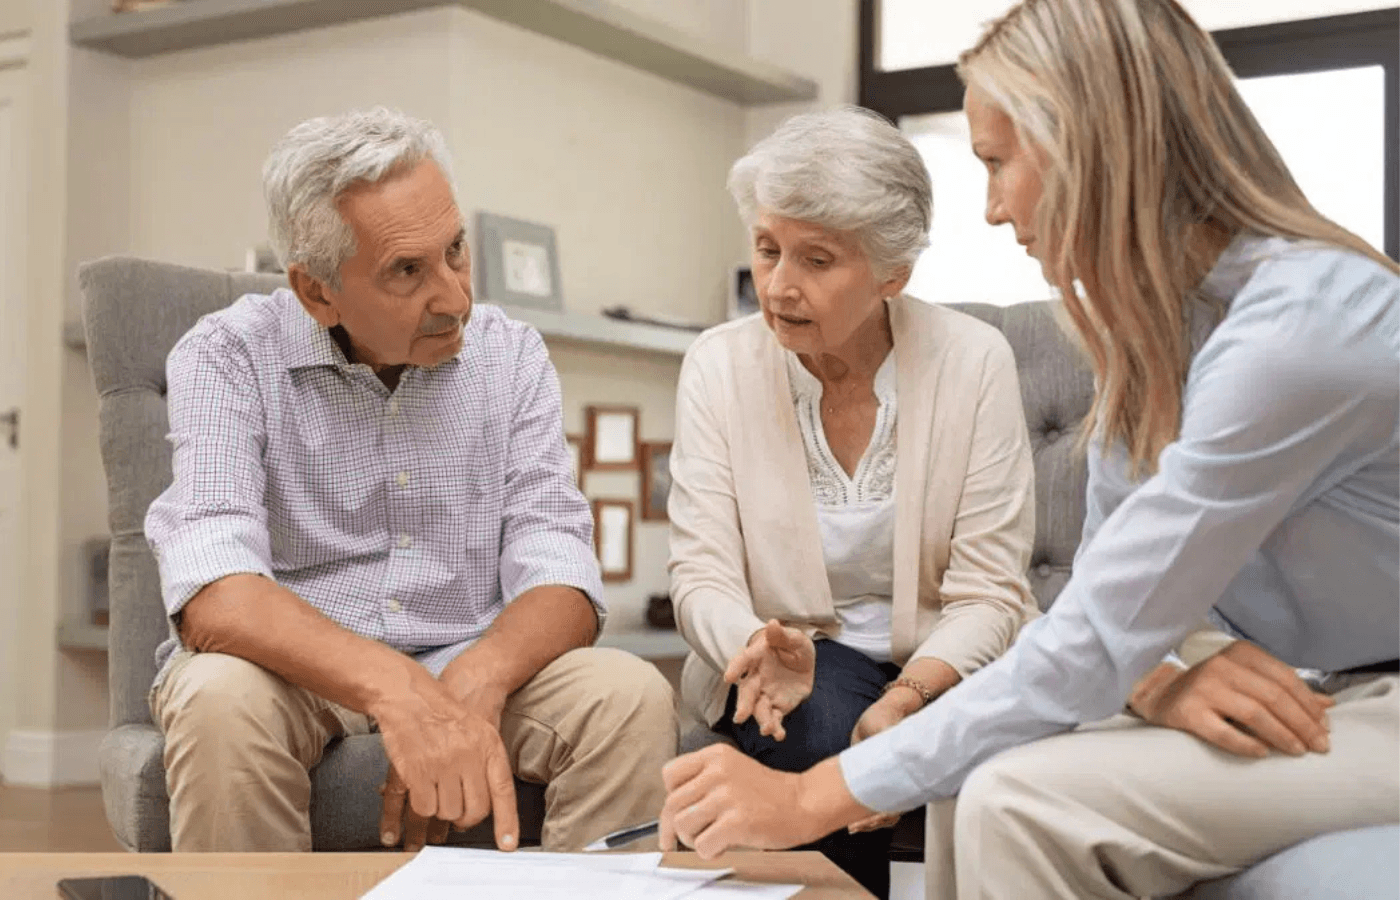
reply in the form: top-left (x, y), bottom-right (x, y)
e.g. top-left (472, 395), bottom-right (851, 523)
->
top-left (475, 211), bottom-right (564, 312)
top-left (640, 441), bottom-right (673, 522)
top-left (592, 499), bottom-right (634, 582)
top-left (585, 405), bottom-right (639, 471)
top-left (728, 264), bottom-right (759, 320)
top-left (566, 434), bottom-right (584, 487)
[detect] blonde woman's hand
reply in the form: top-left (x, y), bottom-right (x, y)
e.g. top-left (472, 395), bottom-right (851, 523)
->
top-left (1129, 641), bottom-right (1334, 758)
top-left (723, 620), bottom-right (816, 742)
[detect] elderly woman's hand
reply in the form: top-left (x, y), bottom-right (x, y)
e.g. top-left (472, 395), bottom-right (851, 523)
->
top-left (723, 620), bottom-right (816, 741)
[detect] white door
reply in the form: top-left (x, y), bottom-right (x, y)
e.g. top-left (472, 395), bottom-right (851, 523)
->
top-left (0, 55), bottom-right (29, 751)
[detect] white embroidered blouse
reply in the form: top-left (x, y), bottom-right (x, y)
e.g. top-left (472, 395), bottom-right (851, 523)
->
top-left (785, 348), bottom-right (897, 662)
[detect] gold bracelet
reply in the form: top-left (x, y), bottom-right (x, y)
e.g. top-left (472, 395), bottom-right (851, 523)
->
top-left (882, 676), bottom-right (935, 708)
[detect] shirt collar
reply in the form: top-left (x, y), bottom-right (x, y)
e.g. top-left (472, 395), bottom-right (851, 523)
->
top-left (277, 287), bottom-right (466, 374)
top-left (279, 289), bottom-right (350, 371)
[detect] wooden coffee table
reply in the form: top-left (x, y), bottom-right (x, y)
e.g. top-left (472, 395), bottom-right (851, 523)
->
top-left (0, 850), bottom-right (874, 899)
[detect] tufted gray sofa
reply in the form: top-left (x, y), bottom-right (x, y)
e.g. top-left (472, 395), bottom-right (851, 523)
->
top-left (79, 256), bottom-right (547, 852)
top-left (681, 299), bottom-right (1398, 899)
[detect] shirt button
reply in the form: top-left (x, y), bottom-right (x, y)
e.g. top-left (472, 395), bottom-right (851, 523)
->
top-left (388, 598), bottom-right (402, 612)
top-left (398, 534), bottom-right (412, 550)
top-left (396, 471), bottom-right (410, 487)
top-left (388, 398), bottom-right (399, 417)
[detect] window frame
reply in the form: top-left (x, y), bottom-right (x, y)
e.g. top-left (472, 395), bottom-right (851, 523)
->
top-left (858, 4), bottom-right (1400, 260)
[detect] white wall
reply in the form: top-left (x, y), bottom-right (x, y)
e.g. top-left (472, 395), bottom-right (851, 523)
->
top-left (9, 0), bottom-right (70, 778)
top-left (57, 44), bottom-right (131, 732)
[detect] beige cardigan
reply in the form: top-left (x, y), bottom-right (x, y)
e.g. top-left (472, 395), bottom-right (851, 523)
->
top-left (668, 296), bottom-right (1038, 725)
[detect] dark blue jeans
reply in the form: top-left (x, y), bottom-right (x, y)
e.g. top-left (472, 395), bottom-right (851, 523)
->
top-left (716, 639), bottom-right (899, 899)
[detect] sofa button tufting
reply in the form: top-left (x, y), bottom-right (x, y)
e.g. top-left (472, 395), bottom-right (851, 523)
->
top-left (1036, 563), bottom-right (1052, 577)
top-left (1043, 428), bottom-right (1060, 442)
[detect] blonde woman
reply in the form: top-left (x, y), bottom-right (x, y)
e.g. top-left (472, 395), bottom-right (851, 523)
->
top-left (667, 107), bottom-right (1036, 898)
top-left (658, 2), bottom-right (1399, 897)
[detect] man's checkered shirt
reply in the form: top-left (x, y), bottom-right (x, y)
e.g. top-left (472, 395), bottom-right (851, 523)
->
top-left (145, 289), bottom-right (605, 688)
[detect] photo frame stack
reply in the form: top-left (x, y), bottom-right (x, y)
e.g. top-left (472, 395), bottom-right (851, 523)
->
top-left (573, 405), bottom-right (673, 584)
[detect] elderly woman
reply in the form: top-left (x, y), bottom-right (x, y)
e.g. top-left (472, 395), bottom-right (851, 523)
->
top-left (667, 107), bottom-right (1037, 897)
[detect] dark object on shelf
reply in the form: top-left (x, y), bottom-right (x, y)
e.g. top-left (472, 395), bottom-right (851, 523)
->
top-left (601, 305), bottom-right (709, 332)
top-left (87, 537), bottom-right (110, 627)
top-left (645, 593), bottom-right (676, 630)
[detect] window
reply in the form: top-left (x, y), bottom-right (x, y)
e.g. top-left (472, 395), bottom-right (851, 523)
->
top-left (860, 3), bottom-right (1400, 305)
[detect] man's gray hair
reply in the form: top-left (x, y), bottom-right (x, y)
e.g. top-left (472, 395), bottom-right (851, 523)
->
top-left (727, 107), bottom-right (932, 276)
top-left (263, 107), bottom-right (455, 287)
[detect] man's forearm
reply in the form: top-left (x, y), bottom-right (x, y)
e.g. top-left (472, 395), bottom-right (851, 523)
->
top-left (440, 584), bottom-right (597, 702)
top-left (178, 573), bottom-right (432, 717)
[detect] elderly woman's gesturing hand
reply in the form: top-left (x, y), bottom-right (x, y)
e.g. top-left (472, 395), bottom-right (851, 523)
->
top-left (723, 620), bottom-right (816, 741)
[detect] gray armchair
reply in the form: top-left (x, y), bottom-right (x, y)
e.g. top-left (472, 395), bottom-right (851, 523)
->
top-left (80, 255), bottom-right (546, 852)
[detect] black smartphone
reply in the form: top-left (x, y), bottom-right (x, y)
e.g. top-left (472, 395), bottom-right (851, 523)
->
top-left (55, 875), bottom-right (174, 900)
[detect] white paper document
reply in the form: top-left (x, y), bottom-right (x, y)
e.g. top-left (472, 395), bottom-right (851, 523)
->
top-left (360, 847), bottom-right (755, 900)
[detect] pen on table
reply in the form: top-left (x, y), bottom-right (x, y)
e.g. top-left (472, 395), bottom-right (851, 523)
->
top-left (584, 819), bottom-right (660, 851)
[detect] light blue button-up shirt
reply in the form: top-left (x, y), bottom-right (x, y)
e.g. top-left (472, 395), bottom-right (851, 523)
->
top-left (145, 290), bottom-right (604, 690)
top-left (841, 235), bottom-right (1400, 812)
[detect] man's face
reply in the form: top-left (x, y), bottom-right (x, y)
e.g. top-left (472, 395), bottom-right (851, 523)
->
top-left (294, 159), bottom-right (472, 370)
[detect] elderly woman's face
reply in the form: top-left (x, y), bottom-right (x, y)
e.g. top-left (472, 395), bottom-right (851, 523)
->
top-left (299, 159), bottom-right (473, 371)
top-left (750, 212), bottom-right (902, 357)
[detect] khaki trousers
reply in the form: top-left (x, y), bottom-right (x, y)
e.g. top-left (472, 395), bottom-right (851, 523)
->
top-left (152, 646), bottom-right (677, 852)
top-left (921, 674), bottom-right (1399, 900)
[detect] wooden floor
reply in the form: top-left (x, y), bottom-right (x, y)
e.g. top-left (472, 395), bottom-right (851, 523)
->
top-left (0, 784), bottom-right (124, 852)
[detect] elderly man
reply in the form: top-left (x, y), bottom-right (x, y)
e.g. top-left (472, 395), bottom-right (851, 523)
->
top-left (145, 107), bottom-right (676, 853)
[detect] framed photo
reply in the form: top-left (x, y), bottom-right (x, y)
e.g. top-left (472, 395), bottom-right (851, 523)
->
top-left (565, 434), bottom-right (584, 487)
top-left (728, 264), bottom-right (759, 320)
top-left (475, 211), bottom-right (564, 311)
top-left (592, 499), bottom-right (634, 582)
top-left (585, 405), bottom-right (639, 471)
top-left (640, 441), bottom-right (672, 522)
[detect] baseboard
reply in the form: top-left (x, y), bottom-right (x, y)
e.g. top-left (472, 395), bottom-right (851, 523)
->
top-left (2, 728), bottom-right (104, 787)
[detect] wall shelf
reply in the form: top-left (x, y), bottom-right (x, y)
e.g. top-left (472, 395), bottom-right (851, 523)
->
top-left (58, 621), bottom-right (109, 652)
top-left (69, 0), bottom-right (818, 105)
top-left (597, 628), bottom-right (688, 659)
top-left (497, 304), bottom-right (699, 358)
top-left (63, 306), bottom-right (699, 357)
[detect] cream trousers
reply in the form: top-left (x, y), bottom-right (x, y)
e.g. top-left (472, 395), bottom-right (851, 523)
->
top-left (922, 674), bottom-right (1399, 899)
top-left (152, 646), bottom-right (677, 852)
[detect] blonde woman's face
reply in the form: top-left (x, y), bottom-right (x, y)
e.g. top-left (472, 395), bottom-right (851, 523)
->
top-left (966, 90), bottom-right (1047, 268)
top-left (749, 212), bottom-right (903, 357)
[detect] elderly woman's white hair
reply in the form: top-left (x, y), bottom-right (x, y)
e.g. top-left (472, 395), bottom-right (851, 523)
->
top-left (727, 106), bottom-right (932, 277)
top-left (263, 107), bottom-right (455, 287)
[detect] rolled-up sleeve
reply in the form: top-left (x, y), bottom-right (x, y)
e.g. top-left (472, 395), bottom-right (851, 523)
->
top-left (840, 300), bottom-right (1399, 813)
top-left (911, 336), bottom-right (1036, 674)
top-left (145, 328), bottom-right (274, 620)
top-left (497, 327), bottom-right (606, 628)
top-left (668, 343), bottom-right (766, 675)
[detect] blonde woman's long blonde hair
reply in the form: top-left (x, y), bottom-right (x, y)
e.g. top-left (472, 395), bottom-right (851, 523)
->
top-left (958, 0), bottom-right (1399, 473)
